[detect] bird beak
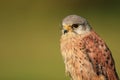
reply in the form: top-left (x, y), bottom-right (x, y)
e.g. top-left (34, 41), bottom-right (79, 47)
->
top-left (63, 25), bottom-right (72, 34)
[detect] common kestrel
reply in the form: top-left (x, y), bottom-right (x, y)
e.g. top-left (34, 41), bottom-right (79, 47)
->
top-left (60, 15), bottom-right (119, 80)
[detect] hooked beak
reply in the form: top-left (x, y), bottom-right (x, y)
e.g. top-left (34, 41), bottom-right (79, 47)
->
top-left (63, 25), bottom-right (72, 34)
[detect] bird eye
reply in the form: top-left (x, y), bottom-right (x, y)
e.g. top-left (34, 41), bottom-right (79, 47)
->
top-left (72, 24), bottom-right (79, 28)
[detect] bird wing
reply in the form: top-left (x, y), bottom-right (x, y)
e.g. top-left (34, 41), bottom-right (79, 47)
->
top-left (81, 30), bottom-right (119, 80)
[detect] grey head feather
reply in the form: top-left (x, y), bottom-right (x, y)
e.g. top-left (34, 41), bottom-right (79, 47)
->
top-left (62, 15), bottom-right (91, 35)
top-left (62, 15), bottom-right (88, 26)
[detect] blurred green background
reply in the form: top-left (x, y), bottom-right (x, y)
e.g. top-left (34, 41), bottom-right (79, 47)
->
top-left (0, 0), bottom-right (120, 80)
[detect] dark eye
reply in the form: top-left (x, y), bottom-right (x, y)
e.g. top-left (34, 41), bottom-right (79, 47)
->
top-left (72, 24), bottom-right (79, 28)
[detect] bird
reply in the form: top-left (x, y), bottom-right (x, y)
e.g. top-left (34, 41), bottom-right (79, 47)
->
top-left (60, 15), bottom-right (119, 80)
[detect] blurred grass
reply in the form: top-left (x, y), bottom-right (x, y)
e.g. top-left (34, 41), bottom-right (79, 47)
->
top-left (0, 0), bottom-right (120, 80)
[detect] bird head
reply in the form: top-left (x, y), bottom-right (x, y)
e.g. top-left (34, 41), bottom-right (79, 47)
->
top-left (62, 15), bottom-right (91, 35)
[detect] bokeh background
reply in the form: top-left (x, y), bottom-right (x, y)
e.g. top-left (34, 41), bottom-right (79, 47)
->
top-left (0, 0), bottom-right (120, 80)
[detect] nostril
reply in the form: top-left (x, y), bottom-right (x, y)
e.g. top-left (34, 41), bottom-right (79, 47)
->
top-left (64, 30), bottom-right (68, 34)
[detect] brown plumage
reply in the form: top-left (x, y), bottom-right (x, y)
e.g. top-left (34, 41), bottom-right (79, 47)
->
top-left (60, 15), bottom-right (119, 80)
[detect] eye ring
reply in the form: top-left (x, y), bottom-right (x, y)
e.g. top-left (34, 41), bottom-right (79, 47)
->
top-left (72, 24), bottom-right (79, 28)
